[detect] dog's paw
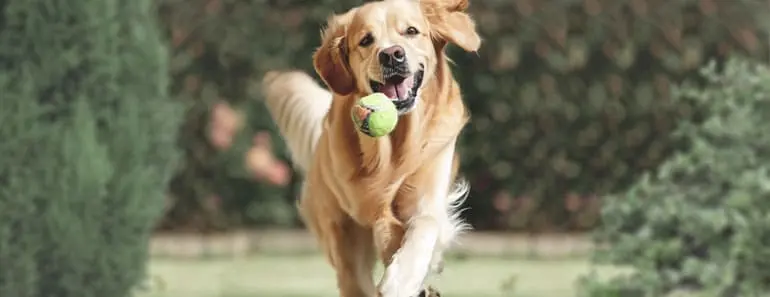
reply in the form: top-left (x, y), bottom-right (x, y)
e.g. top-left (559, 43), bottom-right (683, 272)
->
top-left (416, 285), bottom-right (441, 297)
top-left (377, 259), bottom-right (400, 297)
top-left (430, 259), bottom-right (444, 275)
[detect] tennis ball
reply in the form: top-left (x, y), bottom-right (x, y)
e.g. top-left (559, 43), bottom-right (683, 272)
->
top-left (350, 93), bottom-right (398, 137)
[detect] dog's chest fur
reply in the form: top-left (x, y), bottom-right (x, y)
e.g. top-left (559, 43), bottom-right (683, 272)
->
top-left (318, 83), bottom-right (467, 225)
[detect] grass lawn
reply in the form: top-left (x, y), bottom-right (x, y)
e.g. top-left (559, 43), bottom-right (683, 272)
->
top-left (137, 254), bottom-right (623, 297)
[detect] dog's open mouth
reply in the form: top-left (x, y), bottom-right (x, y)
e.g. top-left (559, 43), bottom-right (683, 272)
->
top-left (369, 64), bottom-right (424, 114)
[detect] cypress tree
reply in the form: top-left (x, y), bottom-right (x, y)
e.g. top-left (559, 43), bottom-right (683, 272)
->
top-left (0, 0), bottom-right (181, 296)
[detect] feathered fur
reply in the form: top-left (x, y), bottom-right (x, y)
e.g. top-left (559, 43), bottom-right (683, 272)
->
top-left (260, 70), bottom-right (331, 173)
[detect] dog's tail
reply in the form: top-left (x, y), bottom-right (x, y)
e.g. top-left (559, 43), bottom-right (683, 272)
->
top-left (259, 70), bottom-right (332, 173)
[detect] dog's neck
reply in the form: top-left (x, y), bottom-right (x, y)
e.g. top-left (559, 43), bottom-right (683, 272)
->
top-left (327, 59), bottom-right (467, 178)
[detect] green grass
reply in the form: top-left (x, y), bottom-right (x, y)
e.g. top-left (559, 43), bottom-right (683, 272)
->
top-left (136, 254), bottom-right (622, 297)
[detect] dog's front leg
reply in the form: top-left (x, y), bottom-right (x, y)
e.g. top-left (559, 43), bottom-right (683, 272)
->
top-left (299, 182), bottom-right (377, 297)
top-left (376, 141), bottom-right (469, 297)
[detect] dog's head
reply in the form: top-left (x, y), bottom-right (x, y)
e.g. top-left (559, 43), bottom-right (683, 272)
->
top-left (313, 0), bottom-right (480, 115)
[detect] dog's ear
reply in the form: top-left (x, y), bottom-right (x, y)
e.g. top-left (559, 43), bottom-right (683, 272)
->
top-left (422, 0), bottom-right (481, 52)
top-left (313, 9), bottom-right (357, 95)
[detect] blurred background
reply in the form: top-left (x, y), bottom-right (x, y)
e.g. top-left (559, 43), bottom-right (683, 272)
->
top-left (3, 0), bottom-right (770, 296)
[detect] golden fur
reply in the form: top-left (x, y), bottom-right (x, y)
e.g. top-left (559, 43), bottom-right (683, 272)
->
top-left (261, 70), bottom-right (332, 173)
top-left (260, 0), bottom-right (480, 296)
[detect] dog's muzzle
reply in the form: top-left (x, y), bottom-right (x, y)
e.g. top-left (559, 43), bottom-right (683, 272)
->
top-left (370, 45), bottom-right (424, 114)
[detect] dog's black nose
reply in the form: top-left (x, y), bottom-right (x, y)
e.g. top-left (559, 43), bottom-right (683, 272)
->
top-left (378, 45), bottom-right (406, 68)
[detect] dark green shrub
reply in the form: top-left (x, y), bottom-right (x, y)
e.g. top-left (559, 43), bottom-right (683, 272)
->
top-left (0, 0), bottom-right (181, 296)
top-left (579, 58), bottom-right (770, 297)
top-left (456, 0), bottom-right (770, 231)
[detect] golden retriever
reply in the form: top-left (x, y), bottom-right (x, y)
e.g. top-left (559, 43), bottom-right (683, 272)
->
top-left (261, 0), bottom-right (480, 296)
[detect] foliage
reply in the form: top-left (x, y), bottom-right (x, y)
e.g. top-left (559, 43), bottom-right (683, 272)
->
top-left (160, 0), bottom-right (770, 231)
top-left (158, 0), bottom-right (363, 230)
top-left (579, 58), bottom-right (770, 297)
top-left (0, 0), bottom-right (181, 295)
top-left (456, 0), bottom-right (770, 230)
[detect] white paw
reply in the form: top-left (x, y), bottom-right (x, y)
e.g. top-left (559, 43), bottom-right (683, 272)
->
top-left (429, 259), bottom-right (444, 275)
top-left (378, 216), bottom-right (441, 297)
top-left (377, 259), bottom-right (401, 297)
top-left (377, 257), bottom-right (425, 297)
top-left (428, 247), bottom-right (448, 276)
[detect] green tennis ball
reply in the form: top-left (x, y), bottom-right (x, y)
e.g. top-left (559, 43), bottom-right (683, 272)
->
top-left (351, 93), bottom-right (398, 137)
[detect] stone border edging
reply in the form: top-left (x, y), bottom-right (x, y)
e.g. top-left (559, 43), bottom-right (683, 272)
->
top-left (150, 229), bottom-right (597, 259)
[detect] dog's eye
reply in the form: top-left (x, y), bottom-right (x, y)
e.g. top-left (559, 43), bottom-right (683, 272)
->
top-left (359, 33), bottom-right (374, 47)
top-left (405, 26), bottom-right (420, 36)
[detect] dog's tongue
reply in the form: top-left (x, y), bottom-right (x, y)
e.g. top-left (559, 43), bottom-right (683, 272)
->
top-left (380, 75), bottom-right (414, 100)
